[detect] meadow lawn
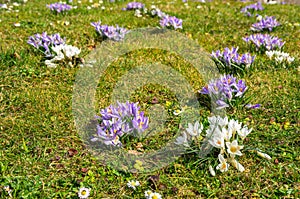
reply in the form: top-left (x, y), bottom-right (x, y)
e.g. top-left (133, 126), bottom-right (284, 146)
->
top-left (0, 0), bottom-right (299, 198)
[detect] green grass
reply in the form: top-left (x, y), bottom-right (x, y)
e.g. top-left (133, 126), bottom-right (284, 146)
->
top-left (0, 0), bottom-right (299, 198)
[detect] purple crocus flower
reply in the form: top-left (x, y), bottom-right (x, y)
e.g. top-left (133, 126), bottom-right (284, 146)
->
top-left (91, 22), bottom-right (129, 41)
top-left (124, 2), bottom-right (144, 10)
top-left (160, 16), bottom-right (183, 30)
top-left (27, 32), bottom-right (65, 57)
top-left (243, 33), bottom-right (285, 52)
top-left (245, 104), bottom-right (261, 109)
top-left (132, 113), bottom-right (149, 133)
top-left (47, 3), bottom-right (72, 13)
top-left (200, 74), bottom-right (249, 109)
top-left (234, 79), bottom-right (248, 97)
top-left (211, 47), bottom-right (255, 73)
top-left (241, 2), bottom-right (263, 16)
top-left (251, 16), bottom-right (280, 32)
top-left (92, 101), bottom-right (149, 146)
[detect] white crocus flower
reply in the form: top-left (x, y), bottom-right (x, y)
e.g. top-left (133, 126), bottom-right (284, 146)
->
top-left (287, 56), bottom-right (295, 64)
top-left (275, 55), bottom-right (284, 63)
top-left (63, 44), bottom-right (81, 59)
top-left (208, 115), bottom-right (228, 128)
top-left (230, 159), bottom-right (245, 172)
top-left (45, 60), bottom-right (58, 68)
top-left (209, 165), bottom-right (216, 176)
top-left (226, 140), bottom-right (243, 156)
top-left (134, 9), bottom-right (142, 17)
top-left (257, 151), bottom-right (272, 160)
top-left (175, 132), bottom-right (189, 147)
top-left (186, 121), bottom-right (203, 137)
top-left (209, 132), bottom-right (225, 149)
top-left (216, 154), bottom-right (229, 172)
top-left (222, 127), bottom-right (232, 141)
top-left (238, 126), bottom-right (252, 139)
top-left (228, 119), bottom-right (242, 136)
top-left (266, 50), bottom-right (274, 59)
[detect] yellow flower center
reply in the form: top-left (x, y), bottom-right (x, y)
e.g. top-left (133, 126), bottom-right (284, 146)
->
top-left (153, 195), bottom-right (158, 199)
top-left (221, 162), bottom-right (227, 170)
top-left (81, 190), bottom-right (87, 196)
top-left (139, 122), bottom-right (144, 129)
top-left (230, 146), bottom-right (238, 153)
top-left (217, 140), bottom-right (221, 145)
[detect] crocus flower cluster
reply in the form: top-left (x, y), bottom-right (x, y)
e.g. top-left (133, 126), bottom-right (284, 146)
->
top-left (27, 32), bottom-right (80, 67)
top-left (175, 115), bottom-right (271, 175)
top-left (123, 2), bottom-right (145, 10)
top-left (199, 74), bottom-right (248, 109)
top-left (45, 44), bottom-right (81, 68)
top-left (205, 116), bottom-right (251, 173)
top-left (211, 47), bottom-right (255, 74)
top-left (91, 21), bottom-right (129, 41)
top-left (91, 102), bottom-right (149, 146)
top-left (251, 16), bottom-right (280, 32)
top-left (160, 16), bottom-right (183, 30)
top-left (266, 50), bottom-right (295, 67)
top-left (27, 32), bottom-right (65, 57)
top-left (47, 2), bottom-right (72, 13)
top-left (243, 33), bottom-right (285, 52)
top-left (241, 2), bottom-right (263, 16)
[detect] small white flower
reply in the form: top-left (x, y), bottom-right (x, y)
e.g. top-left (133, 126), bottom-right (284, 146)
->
top-left (175, 131), bottom-right (189, 147)
top-left (149, 192), bottom-right (162, 199)
top-left (145, 190), bottom-right (153, 198)
top-left (230, 159), bottom-right (245, 172)
top-left (4, 186), bottom-right (12, 197)
top-left (78, 187), bottom-right (91, 199)
top-left (87, 6), bottom-right (91, 9)
top-left (101, 6), bottom-right (105, 10)
top-left (256, 15), bottom-right (262, 21)
top-left (78, 0), bottom-right (82, 3)
top-left (186, 121), bottom-right (203, 137)
top-left (14, 22), bottom-right (21, 27)
top-left (209, 165), bottom-right (216, 176)
top-left (127, 180), bottom-right (140, 190)
top-left (226, 140), bottom-right (243, 156)
top-left (173, 109), bottom-right (183, 115)
top-left (257, 151), bottom-right (272, 160)
top-left (13, 2), bottom-right (20, 6)
top-left (216, 154), bottom-right (229, 172)
top-left (89, 0), bottom-right (93, 3)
